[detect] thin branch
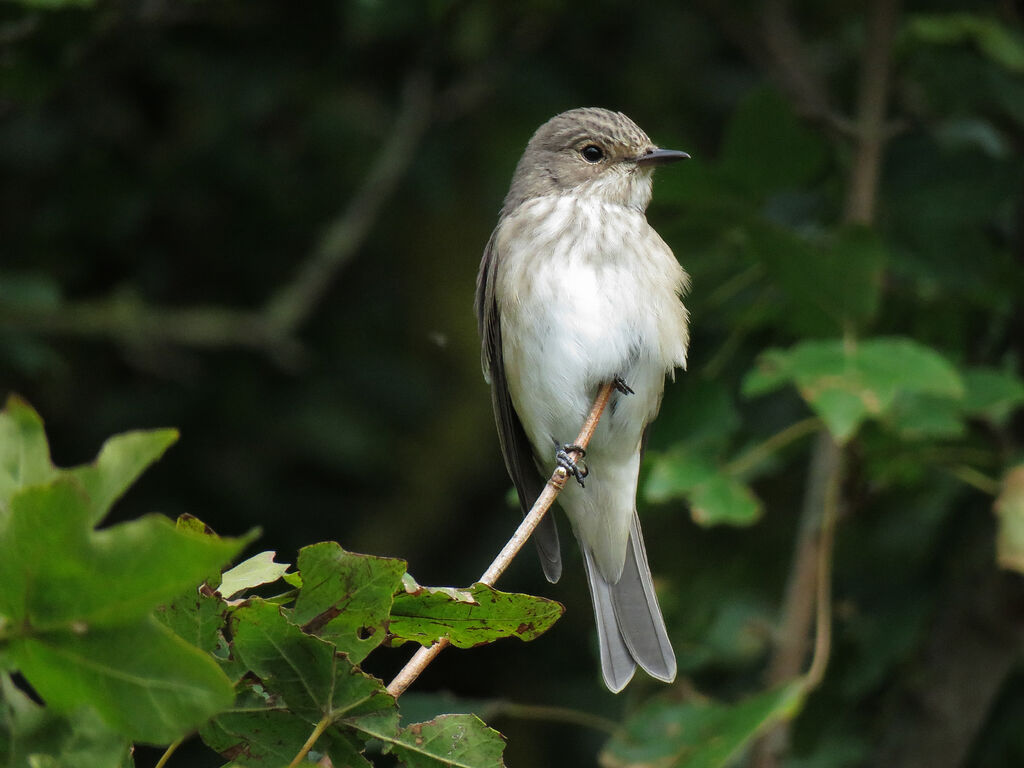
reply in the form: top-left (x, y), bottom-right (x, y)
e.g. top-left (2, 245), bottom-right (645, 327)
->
top-left (264, 69), bottom-right (434, 333)
top-left (758, 0), bottom-right (856, 138)
top-left (752, 431), bottom-right (844, 768)
top-left (386, 382), bottom-right (617, 699)
top-left (0, 70), bottom-right (437, 367)
top-left (481, 700), bottom-right (619, 735)
top-left (0, 295), bottom-right (302, 364)
top-left (698, 0), bottom-right (854, 139)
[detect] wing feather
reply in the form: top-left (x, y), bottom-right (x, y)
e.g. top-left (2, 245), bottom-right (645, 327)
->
top-left (476, 232), bottom-right (562, 582)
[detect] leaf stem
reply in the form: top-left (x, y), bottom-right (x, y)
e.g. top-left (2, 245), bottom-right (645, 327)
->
top-left (154, 736), bottom-right (184, 768)
top-left (288, 715), bottom-right (332, 768)
top-left (946, 464), bottom-right (1001, 496)
top-left (725, 417), bottom-right (822, 477)
top-left (803, 438), bottom-right (841, 690)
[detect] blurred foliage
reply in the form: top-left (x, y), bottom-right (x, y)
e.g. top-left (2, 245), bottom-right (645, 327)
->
top-left (1, 0), bottom-right (1023, 766)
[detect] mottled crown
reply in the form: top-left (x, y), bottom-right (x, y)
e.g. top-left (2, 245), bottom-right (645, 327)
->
top-left (502, 108), bottom-right (658, 213)
top-left (529, 108), bottom-right (652, 157)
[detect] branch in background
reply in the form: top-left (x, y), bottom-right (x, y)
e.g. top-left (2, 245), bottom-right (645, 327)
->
top-left (750, 1), bottom-right (900, 766)
top-left (758, 0), bottom-right (856, 138)
top-left (845, 0), bottom-right (901, 226)
top-left (263, 69), bottom-right (434, 334)
top-left (697, 0), bottom-right (854, 140)
top-left (0, 69), bottom-right (437, 368)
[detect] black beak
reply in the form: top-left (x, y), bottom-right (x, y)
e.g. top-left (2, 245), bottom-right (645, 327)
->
top-left (636, 148), bottom-right (691, 167)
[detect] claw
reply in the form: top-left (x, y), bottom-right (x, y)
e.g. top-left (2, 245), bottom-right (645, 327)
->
top-left (613, 375), bottom-right (635, 395)
top-left (555, 445), bottom-right (588, 487)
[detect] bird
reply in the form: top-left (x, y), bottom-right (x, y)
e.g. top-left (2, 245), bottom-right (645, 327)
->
top-left (475, 107), bottom-right (690, 692)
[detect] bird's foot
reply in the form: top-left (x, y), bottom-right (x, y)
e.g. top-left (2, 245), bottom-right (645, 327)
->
top-left (613, 375), bottom-right (635, 395)
top-left (556, 444), bottom-right (589, 487)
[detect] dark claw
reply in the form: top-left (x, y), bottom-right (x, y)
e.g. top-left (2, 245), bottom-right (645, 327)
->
top-left (556, 445), bottom-right (588, 487)
top-left (613, 375), bottom-right (635, 395)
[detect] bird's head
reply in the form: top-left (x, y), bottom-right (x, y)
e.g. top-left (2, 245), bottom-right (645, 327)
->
top-left (503, 107), bottom-right (688, 213)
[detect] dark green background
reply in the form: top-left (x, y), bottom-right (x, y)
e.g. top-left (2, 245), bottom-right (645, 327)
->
top-left (2, 1), bottom-right (1022, 766)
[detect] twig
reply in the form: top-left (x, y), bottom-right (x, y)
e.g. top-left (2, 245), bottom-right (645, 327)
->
top-left (697, 0), bottom-right (854, 139)
top-left (480, 700), bottom-right (619, 734)
top-left (386, 381), bottom-right (617, 699)
top-left (264, 69), bottom-right (434, 334)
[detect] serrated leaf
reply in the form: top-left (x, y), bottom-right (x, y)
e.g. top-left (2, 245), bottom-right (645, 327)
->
top-left (291, 542), bottom-right (407, 664)
top-left (230, 599), bottom-right (395, 722)
top-left (0, 396), bottom-right (177, 526)
top-left (154, 591), bottom-right (226, 654)
top-left (389, 582), bottom-right (564, 648)
top-left (201, 708), bottom-right (328, 767)
top-left (742, 338), bottom-right (964, 442)
top-left (600, 681), bottom-right (805, 768)
top-left (219, 551), bottom-right (291, 599)
top-left (995, 465), bottom-right (1024, 574)
top-left (65, 429), bottom-right (178, 525)
top-left (361, 713), bottom-right (506, 768)
top-left (0, 396), bottom-right (54, 505)
top-left (645, 449), bottom-right (762, 527)
top-left (0, 479), bottom-right (249, 629)
top-left (0, 677), bottom-right (133, 768)
top-left (9, 617), bottom-right (234, 744)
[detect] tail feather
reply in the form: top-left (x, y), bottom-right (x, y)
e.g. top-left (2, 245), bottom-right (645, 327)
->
top-left (583, 548), bottom-right (636, 692)
top-left (610, 513), bottom-right (676, 682)
top-left (582, 512), bottom-right (676, 691)
top-left (534, 512), bottom-right (562, 583)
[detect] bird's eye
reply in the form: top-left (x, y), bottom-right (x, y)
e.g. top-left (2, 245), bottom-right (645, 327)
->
top-left (580, 145), bottom-right (604, 163)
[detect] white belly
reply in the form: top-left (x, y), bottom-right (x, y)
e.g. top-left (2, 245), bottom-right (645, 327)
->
top-left (495, 194), bottom-right (689, 458)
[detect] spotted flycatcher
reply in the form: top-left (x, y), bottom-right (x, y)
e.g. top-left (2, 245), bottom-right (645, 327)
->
top-left (475, 108), bottom-right (690, 691)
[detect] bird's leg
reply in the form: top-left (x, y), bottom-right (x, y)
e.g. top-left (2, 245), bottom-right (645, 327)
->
top-left (613, 375), bottom-right (635, 395)
top-left (556, 444), bottom-right (589, 487)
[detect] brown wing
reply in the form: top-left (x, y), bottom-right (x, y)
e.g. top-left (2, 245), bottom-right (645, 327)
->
top-left (476, 231), bottom-right (562, 583)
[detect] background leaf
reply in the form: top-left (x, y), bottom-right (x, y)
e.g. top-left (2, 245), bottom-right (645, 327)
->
top-left (743, 338), bottom-right (964, 442)
top-left (600, 681), bottom-right (805, 768)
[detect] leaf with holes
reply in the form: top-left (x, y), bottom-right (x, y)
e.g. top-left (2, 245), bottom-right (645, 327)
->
top-left (290, 542), bottom-right (407, 664)
top-left (389, 581), bottom-right (563, 649)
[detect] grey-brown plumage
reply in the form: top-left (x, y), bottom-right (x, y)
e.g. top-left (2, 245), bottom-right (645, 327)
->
top-left (476, 108), bottom-right (690, 692)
